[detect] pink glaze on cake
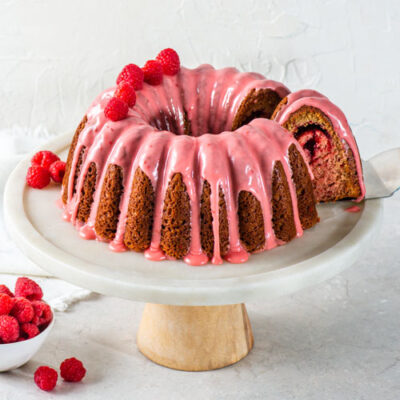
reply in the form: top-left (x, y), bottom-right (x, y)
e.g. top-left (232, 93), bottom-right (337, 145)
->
top-left (61, 65), bottom-right (316, 266)
top-left (273, 90), bottom-right (366, 202)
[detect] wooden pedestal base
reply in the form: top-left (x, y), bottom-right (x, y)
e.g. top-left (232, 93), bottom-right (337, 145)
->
top-left (137, 303), bottom-right (254, 371)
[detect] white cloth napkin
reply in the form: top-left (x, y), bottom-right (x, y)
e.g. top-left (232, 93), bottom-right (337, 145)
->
top-left (0, 125), bottom-right (52, 276)
top-left (0, 126), bottom-right (91, 310)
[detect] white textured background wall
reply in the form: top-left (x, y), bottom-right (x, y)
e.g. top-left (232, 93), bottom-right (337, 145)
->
top-left (1, 0), bottom-right (399, 159)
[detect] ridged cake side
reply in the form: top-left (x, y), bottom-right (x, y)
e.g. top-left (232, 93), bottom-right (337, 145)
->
top-left (62, 116), bottom-right (87, 204)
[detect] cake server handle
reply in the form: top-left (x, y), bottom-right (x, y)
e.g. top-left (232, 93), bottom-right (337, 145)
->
top-left (363, 148), bottom-right (400, 200)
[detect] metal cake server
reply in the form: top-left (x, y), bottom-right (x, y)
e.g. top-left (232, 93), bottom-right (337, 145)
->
top-left (363, 148), bottom-right (400, 200)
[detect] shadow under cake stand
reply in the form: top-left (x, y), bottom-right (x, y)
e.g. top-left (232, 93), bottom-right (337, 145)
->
top-left (4, 134), bottom-right (383, 371)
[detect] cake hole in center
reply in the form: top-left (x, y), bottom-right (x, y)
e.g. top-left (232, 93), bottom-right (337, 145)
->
top-left (148, 109), bottom-right (226, 137)
top-left (148, 89), bottom-right (282, 137)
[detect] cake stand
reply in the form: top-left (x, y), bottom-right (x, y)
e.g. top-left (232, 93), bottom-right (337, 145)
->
top-left (4, 134), bottom-right (383, 371)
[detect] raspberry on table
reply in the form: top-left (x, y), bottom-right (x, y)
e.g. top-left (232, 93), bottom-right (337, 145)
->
top-left (26, 165), bottom-right (51, 189)
top-left (60, 357), bottom-right (87, 382)
top-left (0, 315), bottom-right (19, 343)
top-left (116, 63), bottom-right (144, 90)
top-left (34, 366), bottom-right (58, 391)
top-left (142, 60), bottom-right (163, 85)
top-left (11, 297), bottom-right (34, 323)
top-left (31, 151), bottom-right (60, 170)
top-left (31, 301), bottom-right (53, 327)
top-left (49, 160), bottom-right (66, 183)
top-left (15, 277), bottom-right (43, 301)
top-left (115, 81), bottom-right (136, 107)
top-left (156, 48), bottom-right (180, 75)
top-left (104, 97), bottom-right (129, 121)
top-left (0, 285), bottom-right (13, 297)
top-left (20, 322), bottom-right (40, 340)
top-left (0, 294), bottom-right (13, 315)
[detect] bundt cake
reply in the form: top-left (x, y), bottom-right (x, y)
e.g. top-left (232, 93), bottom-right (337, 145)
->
top-left (61, 64), bottom-right (320, 265)
top-left (272, 90), bottom-right (365, 202)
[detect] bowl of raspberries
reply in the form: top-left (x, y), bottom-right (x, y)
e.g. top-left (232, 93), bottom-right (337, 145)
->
top-left (0, 277), bottom-right (54, 372)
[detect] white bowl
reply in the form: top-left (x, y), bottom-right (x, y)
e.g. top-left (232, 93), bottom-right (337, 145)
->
top-left (0, 313), bottom-right (55, 372)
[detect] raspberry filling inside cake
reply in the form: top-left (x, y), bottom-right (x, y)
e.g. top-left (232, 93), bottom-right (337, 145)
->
top-left (295, 126), bottom-right (342, 202)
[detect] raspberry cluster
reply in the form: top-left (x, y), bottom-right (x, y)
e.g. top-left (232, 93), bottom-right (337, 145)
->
top-left (0, 278), bottom-right (87, 392)
top-left (26, 150), bottom-right (66, 189)
top-left (0, 278), bottom-right (52, 344)
top-left (34, 358), bottom-right (86, 391)
top-left (104, 48), bottom-right (180, 121)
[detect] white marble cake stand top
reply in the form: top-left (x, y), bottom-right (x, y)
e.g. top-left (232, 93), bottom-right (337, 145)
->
top-left (4, 133), bottom-right (383, 305)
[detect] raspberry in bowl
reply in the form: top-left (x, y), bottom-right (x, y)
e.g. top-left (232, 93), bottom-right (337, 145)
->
top-left (0, 278), bottom-right (55, 372)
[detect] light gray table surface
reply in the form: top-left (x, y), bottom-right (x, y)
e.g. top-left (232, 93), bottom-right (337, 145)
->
top-left (0, 195), bottom-right (398, 399)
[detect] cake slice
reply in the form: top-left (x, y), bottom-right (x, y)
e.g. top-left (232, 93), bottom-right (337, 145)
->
top-left (272, 90), bottom-right (365, 202)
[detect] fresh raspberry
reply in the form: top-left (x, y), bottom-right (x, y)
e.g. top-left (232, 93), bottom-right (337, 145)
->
top-left (32, 301), bottom-right (53, 327)
top-left (0, 294), bottom-right (13, 315)
top-left (49, 160), bottom-right (66, 183)
top-left (31, 151), bottom-right (60, 170)
top-left (0, 315), bottom-right (19, 343)
top-left (11, 297), bottom-right (34, 323)
top-left (0, 285), bottom-right (13, 297)
top-left (20, 323), bottom-right (40, 339)
top-left (114, 81), bottom-right (136, 107)
top-left (34, 366), bottom-right (58, 391)
top-left (26, 165), bottom-right (51, 189)
top-left (116, 64), bottom-right (144, 90)
top-left (156, 48), bottom-right (180, 75)
top-left (15, 277), bottom-right (43, 301)
top-left (60, 357), bottom-right (86, 382)
top-left (142, 60), bottom-right (163, 85)
top-left (104, 97), bottom-right (129, 121)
